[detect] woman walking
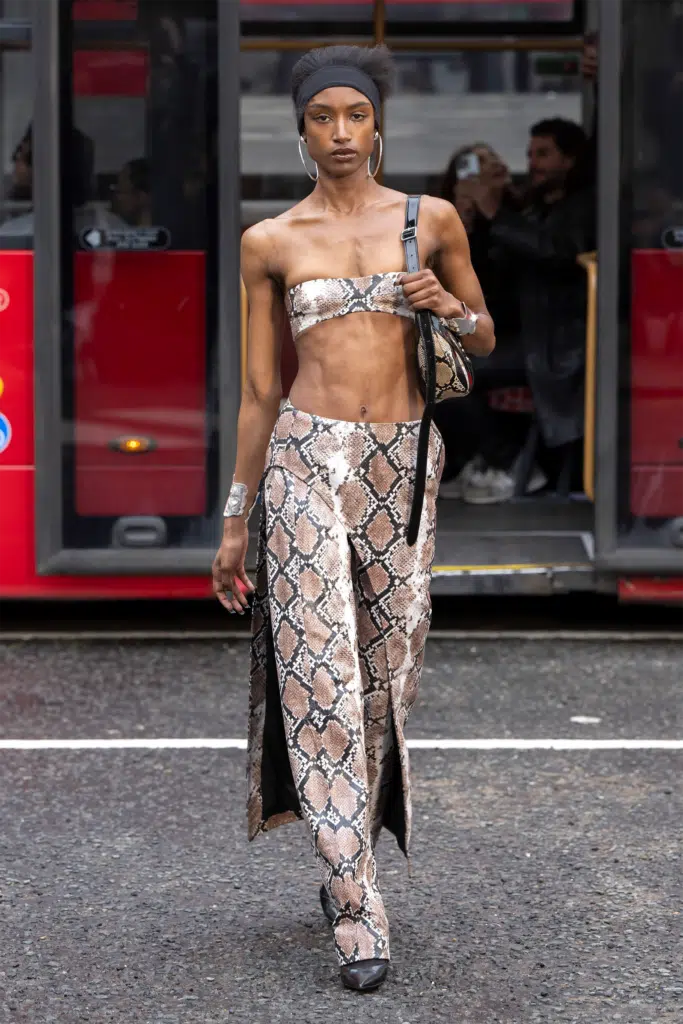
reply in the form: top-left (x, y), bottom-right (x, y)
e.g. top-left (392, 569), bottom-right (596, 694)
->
top-left (212, 43), bottom-right (494, 992)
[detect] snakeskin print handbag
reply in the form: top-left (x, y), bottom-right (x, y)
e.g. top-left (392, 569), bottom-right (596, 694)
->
top-left (403, 194), bottom-right (474, 546)
top-left (401, 195), bottom-right (474, 404)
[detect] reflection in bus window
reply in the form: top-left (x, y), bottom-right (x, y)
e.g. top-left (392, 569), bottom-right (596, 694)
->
top-left (57, 0), bottom-right (221, 551)
top-left (384, 0), bottom-right (577, 28)
top-left (110, 158), bottom-right (151, 227)
top-left (0, 1), bottom-right (33, 247)
top-left (240, 0), bottom-right (579, 34)
top-left (240, 0), bottom-right (373, 33)
top-left (0, 121), bottom-right (129, 245)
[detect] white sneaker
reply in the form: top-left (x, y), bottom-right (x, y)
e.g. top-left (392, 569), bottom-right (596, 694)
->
top-left (463, 459), bottom-right (548, 503)
top-left (439, 456), bottom-right (483, 499)
top-left (525, 464), bottom-right (548, 494)
top-left (463, 466), bottom-right (515, 504)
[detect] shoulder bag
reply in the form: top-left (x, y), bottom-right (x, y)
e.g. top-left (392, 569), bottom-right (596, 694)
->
top-left (401, 194), bottom-right (475, 545)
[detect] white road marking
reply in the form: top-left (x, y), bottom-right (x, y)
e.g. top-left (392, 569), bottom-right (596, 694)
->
top-left (0, 738), bottom-right (681, 751)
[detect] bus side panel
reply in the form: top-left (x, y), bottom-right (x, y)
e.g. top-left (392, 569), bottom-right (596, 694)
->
top-left (73, 251), bottom-right (207, 517)
top-left (0, 253), bottom-right (211, 597)
top-left (0, 253), bottom-right (35, 591)
top-left (0, 252), bottom-right (34, 466)
top-left (630, 250), bottom-right (683, 517)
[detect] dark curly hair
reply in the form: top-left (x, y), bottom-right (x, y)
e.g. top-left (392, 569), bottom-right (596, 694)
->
top-left (291, 43), bottom-right (395, 109)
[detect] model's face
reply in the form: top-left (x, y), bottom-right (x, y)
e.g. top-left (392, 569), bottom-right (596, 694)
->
top-left (302, 86), bottom-right (376, 177)
top-left (527, 134), bottom-right (574, 190)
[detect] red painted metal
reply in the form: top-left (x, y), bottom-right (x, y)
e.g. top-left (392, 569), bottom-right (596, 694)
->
top-left (73, 252), bottom-right (207, 517)
top-left (0, 464), bottom-right (213, 598)
top-left (0, 252), bottom-right (33, 471)
top-left (72, 0), bottom-right (138, 20)
top-left (630, 250), bottom-right (683, 517)
top-left (73, 49), bottom-right (148, 97)
top-left (618, 577), bottom-right (683, 605)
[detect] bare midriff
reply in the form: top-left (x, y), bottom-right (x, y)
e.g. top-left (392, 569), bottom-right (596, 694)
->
top-left (288, 310), bottom-right (424, 423)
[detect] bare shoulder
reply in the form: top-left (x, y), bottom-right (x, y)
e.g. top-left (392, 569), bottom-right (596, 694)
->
top-left (420, 194), bottom-right (461, 232)
top-left (240, 218), bottom-right (279, 264)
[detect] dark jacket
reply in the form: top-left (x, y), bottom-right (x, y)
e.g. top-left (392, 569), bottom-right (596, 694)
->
top-left (488, 186), bottom-right (596, 447)
top-left (467, 205), bottom-right (521, 347)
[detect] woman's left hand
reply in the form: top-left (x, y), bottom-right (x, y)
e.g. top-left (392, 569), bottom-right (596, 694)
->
top-left (400, 269), bottom-right (465, 318)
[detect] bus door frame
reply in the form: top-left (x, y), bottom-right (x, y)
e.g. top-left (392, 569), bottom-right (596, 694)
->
top-left (593, 0), bottom-right (683, 575)
top-left (32, 0), bottom-right (242, 575)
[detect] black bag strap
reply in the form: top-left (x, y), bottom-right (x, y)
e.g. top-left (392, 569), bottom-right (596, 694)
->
top-left (401, 194), bottom-right (421, 274)
top-left (401, 195), bottom-right (436, 547)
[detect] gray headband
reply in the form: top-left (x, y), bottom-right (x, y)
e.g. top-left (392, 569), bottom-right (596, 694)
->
top-left (295, 65), bottom-right (380, 134)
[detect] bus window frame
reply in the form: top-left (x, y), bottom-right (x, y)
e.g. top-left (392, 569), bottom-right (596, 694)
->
top-left (239, 0), bottom-right (586, 40)
top-left (593, 0), bottom-right (683, 574)
top-left (32, 0), bottom-right (242, 575)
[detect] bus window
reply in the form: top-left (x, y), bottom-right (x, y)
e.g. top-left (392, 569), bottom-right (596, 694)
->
top-left (240, 1), bottom-right (373, 36)
top-left (58, 0), bottom-right (221, 550)
top-left (619, 0), bottom-right (683, 546)
top-left (0, 1), bottom-right (33, 249)
top-left (384, 48), bottom-right (582, 193)
top-left (241, 0), bottom-right (581, 36)
top-left (385, 1), bottom-right (580, 34)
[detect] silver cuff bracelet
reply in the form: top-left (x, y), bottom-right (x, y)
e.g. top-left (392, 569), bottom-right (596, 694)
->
top-left (223, 482), bottom-right (250, 518)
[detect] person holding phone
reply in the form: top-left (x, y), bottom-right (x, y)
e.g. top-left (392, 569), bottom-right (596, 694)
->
top-left (435, 145), bottom-right (534, 502)
top-left (440, 143), bottom-right (514, 231)
top-left (452, 119), bottom-right (595, 492)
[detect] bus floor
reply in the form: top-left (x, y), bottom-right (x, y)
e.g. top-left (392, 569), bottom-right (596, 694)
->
top-left (0, 637), bottom-right (680, 1022)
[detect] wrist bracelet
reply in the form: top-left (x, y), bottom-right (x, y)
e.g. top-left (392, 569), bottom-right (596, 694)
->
top-left (443, 302), bottom-right (479, 337)
top-left (223, 481), bottom-right (254, 519)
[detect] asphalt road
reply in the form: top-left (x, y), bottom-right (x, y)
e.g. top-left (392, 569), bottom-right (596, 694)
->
top-left (0, 639), bottom-right (681, 1023)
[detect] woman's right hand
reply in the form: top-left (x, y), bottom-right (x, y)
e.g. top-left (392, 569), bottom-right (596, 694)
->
top-left (212, 520), bottom-right (255, 614)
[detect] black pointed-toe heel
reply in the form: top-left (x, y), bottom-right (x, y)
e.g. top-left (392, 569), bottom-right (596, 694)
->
top-left (319, 884), bottom-right (336, 924)
top-left (340, 958), bottom-right (389, 991)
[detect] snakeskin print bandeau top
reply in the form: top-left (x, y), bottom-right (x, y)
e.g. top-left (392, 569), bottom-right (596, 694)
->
top-left (285, 272), bottom-right (414, 341)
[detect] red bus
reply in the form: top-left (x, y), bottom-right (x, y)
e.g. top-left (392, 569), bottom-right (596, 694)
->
top-left (0, 0), bottom-right (681, 602)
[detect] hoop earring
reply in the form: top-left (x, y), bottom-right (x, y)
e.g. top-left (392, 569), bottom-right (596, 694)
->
top-left (298, 136), bottom-right (318, 182)
top-left (368, 132), bottom-right (383, 178)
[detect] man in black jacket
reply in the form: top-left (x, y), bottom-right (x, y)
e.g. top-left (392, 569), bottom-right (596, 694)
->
top-left (457, 117), bottom-right (595, 492)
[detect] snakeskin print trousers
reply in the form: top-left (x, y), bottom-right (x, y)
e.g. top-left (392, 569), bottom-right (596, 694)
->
top-left (246, 399), bottom-right (444, 966)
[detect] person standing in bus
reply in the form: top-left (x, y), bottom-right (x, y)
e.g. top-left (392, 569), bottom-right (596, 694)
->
top-left (435, 143), bottom-right (543, 503)
top-left (456, 118), bottom-right (595, 491)
top-left (212, 44), bottom-right (494, 992)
